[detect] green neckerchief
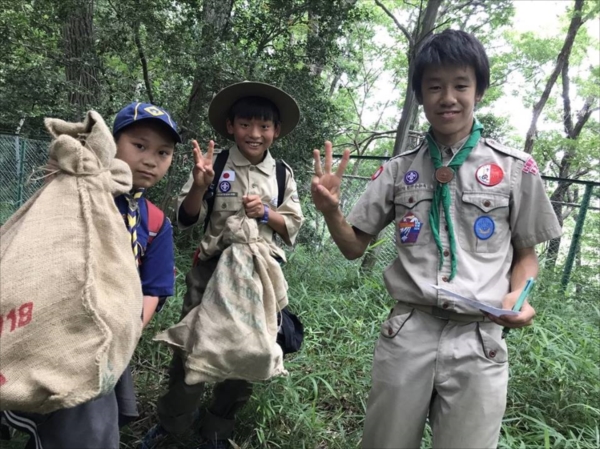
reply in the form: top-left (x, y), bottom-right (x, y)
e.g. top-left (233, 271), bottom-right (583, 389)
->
top-left (426, 120), bottom-right (483, 281)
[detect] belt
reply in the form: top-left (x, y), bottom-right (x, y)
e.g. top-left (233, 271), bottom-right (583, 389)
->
top-left (406, 303), bottom-right (489, 323)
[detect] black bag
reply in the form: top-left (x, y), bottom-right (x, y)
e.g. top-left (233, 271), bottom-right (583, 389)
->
top-left (277, 308), bottom-right (304, 355)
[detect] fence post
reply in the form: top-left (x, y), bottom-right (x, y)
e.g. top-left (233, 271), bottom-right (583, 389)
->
top-left (560, 184), bottom-right (593, 293)
top-left (16, 138), bottom-right (26, 207)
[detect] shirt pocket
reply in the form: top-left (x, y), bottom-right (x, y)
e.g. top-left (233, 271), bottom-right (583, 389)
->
top-left (213, 196), bottom-right (243, 213)
top-left (457, 191), bottom-right (510, 253)
top-left (394, 189), bottom-right (434, 246)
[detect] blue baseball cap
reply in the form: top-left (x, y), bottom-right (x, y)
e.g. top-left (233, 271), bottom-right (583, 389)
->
top-left (113, 102), bottom-right (182, 143)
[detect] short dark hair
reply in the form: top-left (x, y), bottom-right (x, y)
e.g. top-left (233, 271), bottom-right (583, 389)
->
top-left (412, 29), bottom-right (490, 103)
top-left (227, 96), bottom-right (281, 125)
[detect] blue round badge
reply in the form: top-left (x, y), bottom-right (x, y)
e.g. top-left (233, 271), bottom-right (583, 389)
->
top-left (219, 181), bottom-right (231, 193)
top-left (474, 216), bottom-right (495, 240)
top-left (404, 170), bottom-right (419, 185)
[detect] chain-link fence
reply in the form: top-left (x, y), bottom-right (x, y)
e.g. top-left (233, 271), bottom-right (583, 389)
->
top-left (2, 134), bottom-right (598, 296)
top-left (296, 156), bottom-right (600, 296)
top-left (0, 134), bottom-right (48, 224)
top-left (296, 174), bottom-right (398, 276)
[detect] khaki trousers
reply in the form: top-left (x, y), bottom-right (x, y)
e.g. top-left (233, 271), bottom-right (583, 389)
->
top-left (362, 303), bottom-right (508, 449)
top-left (157, 257), bottom-right (253, 440)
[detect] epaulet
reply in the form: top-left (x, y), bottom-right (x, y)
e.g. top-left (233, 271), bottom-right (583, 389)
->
top-left (388, 138), bottom-right (425, 163)
top-left (484, 138), bottom-right (530, 162)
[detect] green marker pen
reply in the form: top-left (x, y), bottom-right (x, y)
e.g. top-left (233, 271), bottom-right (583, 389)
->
top-left (502, 277), bottom-right (536, 339)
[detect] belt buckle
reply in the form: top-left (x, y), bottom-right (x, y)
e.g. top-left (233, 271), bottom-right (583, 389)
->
top-left (431, 306), bottom-right (451, 320)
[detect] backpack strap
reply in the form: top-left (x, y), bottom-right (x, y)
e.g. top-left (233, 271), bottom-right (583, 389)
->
top-left (203, 149), bottom-right (230, 233)
top-left (275, 160), bottom-right (287, 207)
top-left (146, 199), bottom-right (165, 245)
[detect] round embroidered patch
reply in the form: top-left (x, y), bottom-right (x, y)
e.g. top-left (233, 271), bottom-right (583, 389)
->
top-left (219, 181), bottom-right (231, 193)
top-left (371, 165), bottom-right (384, 180)
top-left (474, 216), bottom-right (495, 240)
top-left (476, 164), bottom-right (503, 186)
top-left (404, 170), bottom-right (419, 185)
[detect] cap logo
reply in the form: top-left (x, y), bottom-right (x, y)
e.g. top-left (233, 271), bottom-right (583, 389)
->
top-left (144, 106), bottom-right (165, 117)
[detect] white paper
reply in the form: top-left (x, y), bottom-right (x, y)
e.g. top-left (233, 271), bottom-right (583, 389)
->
top-left (430, 284), bottom-right (519, 318)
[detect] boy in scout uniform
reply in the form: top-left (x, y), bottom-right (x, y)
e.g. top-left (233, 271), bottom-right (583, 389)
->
top-left (311, 30), bottom-right (562, 448)
top-left (142, 82), bottom-right (304, 449)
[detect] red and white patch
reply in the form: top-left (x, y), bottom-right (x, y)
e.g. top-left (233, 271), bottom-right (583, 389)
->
top-left (219, 170), bottom-right (236, 182)
top-left (371, 165), bottom-right (384, 180)
top-left (0, 373), bottom-right (6, 386)
top-left (476, 163), bottom-right (504, 186)
top-left (522, 158), bottom-right (539, 175)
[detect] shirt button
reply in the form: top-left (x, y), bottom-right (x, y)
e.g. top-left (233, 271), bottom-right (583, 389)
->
top-left (408, 197), bottom-right (415, 203)
top-left (250, 166), bottom-right (255, 170)
top-left (221, 203), bottom-right (227, 209)
top-left (483, 200), bottom-right (491, 207)
top-left (387, 327), bottom-right (394, 336)
top-left (445, 149), bottom-right (452, 156)
top-left (442, 302), bottom-right (449, 309)
top-left (443, 250), bottom-right (450, 257)
top-left (489, 350), bottom-right (497, 358)
top-left (442, 276), bottom-right (449, 282)
top-left (444, 225), bottom-right (449, 231)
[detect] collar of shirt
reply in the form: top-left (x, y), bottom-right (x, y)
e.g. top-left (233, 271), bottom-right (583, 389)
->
top-left (437, 134), bottom-right (471, 158)
top-left (229, 144), bottom-right (275, 175)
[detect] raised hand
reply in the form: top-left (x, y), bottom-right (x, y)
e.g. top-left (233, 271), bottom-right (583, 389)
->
top-left (192, 140), bottom-right (215, 189)
top-left (311, 141), bottom-right (350, 214)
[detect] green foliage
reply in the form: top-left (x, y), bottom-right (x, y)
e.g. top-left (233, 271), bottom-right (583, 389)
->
top-left (81, 247), bottom-right (600, 448)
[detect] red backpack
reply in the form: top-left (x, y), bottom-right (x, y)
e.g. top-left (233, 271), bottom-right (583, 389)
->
top-left (146, 200), bottom-right (165, 246)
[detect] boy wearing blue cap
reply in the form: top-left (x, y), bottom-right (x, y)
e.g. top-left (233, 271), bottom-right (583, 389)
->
top-left (2, 102), bottom-right (179, 449)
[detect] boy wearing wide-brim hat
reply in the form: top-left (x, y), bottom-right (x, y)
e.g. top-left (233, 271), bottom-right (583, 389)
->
top-left (142, 82), bottom-right (304, 449)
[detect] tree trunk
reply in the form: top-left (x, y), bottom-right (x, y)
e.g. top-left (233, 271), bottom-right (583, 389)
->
top-left (392, 0), bottom-right (443, 155)
top-left (523, 0), bottom-right (585, 154)
top-left (134, 21), bottom-right (154, 104)
top-left (544, 182), bottom-right (570, 270)
top-left (183, 0), bottom-right (235, 140)
top-left (62, 0), bottom-right (100, 119)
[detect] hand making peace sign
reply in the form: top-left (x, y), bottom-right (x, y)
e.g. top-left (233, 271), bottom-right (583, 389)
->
top-left (311, 141), bottom-right (350, 214)
top-left (191, 139), bottom-right (215, 189)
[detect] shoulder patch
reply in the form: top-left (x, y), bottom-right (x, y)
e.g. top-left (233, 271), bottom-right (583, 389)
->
top-left (522, 157), bottom-right (539, 175)
top-left (371, 165), bottom-right (384, 180)
top-left (484, 138), bottom-right (529, 162)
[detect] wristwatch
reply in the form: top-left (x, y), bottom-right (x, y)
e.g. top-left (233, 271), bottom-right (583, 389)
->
top-left (259, 204), bottom-right (270, 224)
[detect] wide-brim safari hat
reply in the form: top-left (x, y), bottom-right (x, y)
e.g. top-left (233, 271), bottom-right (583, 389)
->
top-left (208, 81), bottom-right (300, 140)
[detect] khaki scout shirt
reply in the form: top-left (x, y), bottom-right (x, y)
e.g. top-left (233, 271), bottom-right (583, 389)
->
top-left (347, 137), bottom-right (562, 314)
top-left (177, 144), bottom-right (304, 261)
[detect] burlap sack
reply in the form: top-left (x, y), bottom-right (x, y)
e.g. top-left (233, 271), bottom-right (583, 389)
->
top-left (156, 211), bottom-right (288, 384)
top-left (0, 111), bottom-right (143, 413)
